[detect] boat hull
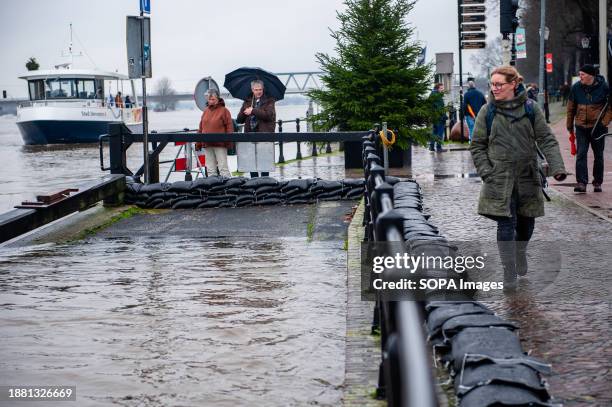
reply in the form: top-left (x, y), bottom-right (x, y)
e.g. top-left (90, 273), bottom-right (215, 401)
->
top-left (17, 120), bottom-right (122, 145)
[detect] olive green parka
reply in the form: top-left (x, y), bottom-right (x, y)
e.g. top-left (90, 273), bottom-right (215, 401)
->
top-left (469, 88), bottom-right (566, 218)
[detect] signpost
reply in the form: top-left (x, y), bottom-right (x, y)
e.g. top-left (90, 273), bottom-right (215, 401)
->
top-left (457, 0), bottom-right (486, 141)
top-left (546, 53), bottom-right (553, 73)
top-left (127, 1), bottom-right (152, 183)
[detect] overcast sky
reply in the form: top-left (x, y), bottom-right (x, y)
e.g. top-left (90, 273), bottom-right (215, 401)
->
top-left (0, 0), bottom-right (497, 98)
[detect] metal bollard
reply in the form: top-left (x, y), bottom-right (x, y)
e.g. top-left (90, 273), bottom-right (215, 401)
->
top-left (295, 118), bottom-right (302, 160)
top-left (278, 119), bottom-right (285, 164)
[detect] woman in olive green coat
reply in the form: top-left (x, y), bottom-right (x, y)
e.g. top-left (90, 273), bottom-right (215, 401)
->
top-left (469, 66), bottom-right (567, 287)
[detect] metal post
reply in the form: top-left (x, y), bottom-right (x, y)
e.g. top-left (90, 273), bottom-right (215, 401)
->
top-left (185, 142), bottom-right (193, 181)
top-left (537, 0), bottom-right (546, 109)
top-left (278, 119), bottom-right (285, 163)
top-left (382, 122), bottom-right (389, 175)
top-left (295, 118), bottom-right (302, 159)
top-left (457, 0), bottom-right (465, 142)
top-left (139, 12), bottom-right (150, 184)
top-left (599, 0), bottom-right (608, 80)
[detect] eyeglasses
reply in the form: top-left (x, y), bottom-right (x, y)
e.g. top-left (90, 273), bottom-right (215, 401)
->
top-left (490, 82), bottom-right (511, 90)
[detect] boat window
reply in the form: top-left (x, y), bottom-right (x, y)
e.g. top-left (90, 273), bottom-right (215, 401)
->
top-left (43, 78), bottom-right (97, 99)
top-left (28, 80), bottom-right (45, 100)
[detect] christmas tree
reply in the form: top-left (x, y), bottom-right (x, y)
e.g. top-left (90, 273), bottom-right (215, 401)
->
top-left (309, 0), bottom-right (440, 148)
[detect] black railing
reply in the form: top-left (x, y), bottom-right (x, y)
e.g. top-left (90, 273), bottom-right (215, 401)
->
top-left (99, 123), bottom-right (369, 182)
top-left (362, 132), bottom-right (439, 407)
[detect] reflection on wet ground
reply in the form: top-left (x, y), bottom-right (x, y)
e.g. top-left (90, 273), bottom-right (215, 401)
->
top-left (0, 236), bottom-right (347, 406)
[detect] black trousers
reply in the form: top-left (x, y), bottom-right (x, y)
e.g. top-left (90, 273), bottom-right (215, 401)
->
top-left (575, 125), bottom-right (606, 185)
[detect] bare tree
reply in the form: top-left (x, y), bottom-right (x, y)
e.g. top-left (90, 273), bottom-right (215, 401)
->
top-left (469, 37), bottom-right (504, 78)
top-left (154, 77), bottom-right (176, 112)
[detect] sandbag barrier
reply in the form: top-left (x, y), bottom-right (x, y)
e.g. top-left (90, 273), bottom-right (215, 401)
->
top-left (123, 176), bottom-right (366, 209)
top-left (361, 133), bottom-right (555, 407)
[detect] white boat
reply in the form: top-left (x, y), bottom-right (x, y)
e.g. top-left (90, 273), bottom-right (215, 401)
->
top-left (16, 68), bottom-right (143, 145)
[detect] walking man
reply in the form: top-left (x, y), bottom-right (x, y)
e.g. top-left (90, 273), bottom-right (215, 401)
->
top-left (566, 65), bottom-right (611, 193)
top-left (429, 83), bottom-right (446, 152)
top-left (463, 78), bottom-right (487, 142)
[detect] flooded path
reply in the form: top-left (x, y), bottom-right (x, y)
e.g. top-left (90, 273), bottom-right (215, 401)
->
top-left (0, 203), bottom-right (354, 406)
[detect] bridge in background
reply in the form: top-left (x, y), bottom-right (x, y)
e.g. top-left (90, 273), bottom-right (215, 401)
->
top-left (0, 71), bottom-right (324, 115)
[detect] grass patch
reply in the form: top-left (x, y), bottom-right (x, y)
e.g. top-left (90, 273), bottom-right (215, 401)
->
top-left (343, 235), bottom-right (349, 251)
top-left (306, 205), bottom-right (317, 242)
top-left (231, 170), bottom-right (245, 176)
top-left (74, 206), bottom-right (145, 240)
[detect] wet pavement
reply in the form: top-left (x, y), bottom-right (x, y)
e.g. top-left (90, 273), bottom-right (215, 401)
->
top-left (408, 145), bottom-right (611, 406)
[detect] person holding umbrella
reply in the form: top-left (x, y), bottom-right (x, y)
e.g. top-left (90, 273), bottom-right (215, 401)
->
top-left (236, 80), bottom-right (276, 177)
top-left (225, 67), bottom-right (285, 178)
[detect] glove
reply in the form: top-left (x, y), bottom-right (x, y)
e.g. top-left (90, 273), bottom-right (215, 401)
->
top-left (569, 131), bottom-right (576, 156)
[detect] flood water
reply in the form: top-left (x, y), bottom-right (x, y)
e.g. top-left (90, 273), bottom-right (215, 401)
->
top-left (0, 235), bottom-right (347, 406)
top-left (0, 102), bottom-right (313, 213)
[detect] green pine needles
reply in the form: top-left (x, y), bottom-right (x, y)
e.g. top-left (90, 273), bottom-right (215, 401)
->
top-left (309, 0), bottom-right (441, 148)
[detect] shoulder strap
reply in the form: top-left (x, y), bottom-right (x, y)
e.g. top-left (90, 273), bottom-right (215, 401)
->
top-left (485, 103), bottom-right (496, 136)
top-left (486, 100), bottom-right (536, 137)
top-left (524, 98), bottom-right (536, 128)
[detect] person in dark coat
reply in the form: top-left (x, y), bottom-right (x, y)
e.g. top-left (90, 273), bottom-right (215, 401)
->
top-left (236, 80), bottom-right (277, 177)
top-left (469, 65), bottom-right (567, 290)
top-left (566, 64), bottom-right (611, 193)
top-left (429, 83), bottom-right (446, 152)
top-left (463, 78), bottom-right (487, 142)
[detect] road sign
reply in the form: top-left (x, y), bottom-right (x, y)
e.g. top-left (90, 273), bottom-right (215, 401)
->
top-left (546, 53), bottom-right (553, 73)
top-left (140, 0), bottom-right (150, 14)
top-left (461, 5), bottom-right (486, 13)
top-left (461, 23), bottom-right (486, 32)
top-left (462, 14), bottom-right (485, 23)
top-left (461, 0), bottom-right (485, 4)
top-left (461, 41), bottom-right (486, 49)
top-left (462, 32), bottom-right (486, 41)
top-left (127, 16), bottom-right (152, 78)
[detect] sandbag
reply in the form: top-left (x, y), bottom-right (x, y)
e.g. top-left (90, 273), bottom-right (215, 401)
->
top-left (311, 180), bottom-right (342, 193)
top-left (459, 383), bottom-right (551, 407)
top-left (256, 185), bottom-right (282, 194)
top-left (342, 178), bottom-right (365, 188)
top-left (140, 182), bottom-right (172, 193)
top-left (282, 178), bottom-right (315, 193)
top-left (256, 192), bottom-right (283, 201)
top-left (192, 176), bottom-right (227, 190)
top-left (427, 303), bottom-right (493, 338)
top-left (456, 362), bottom-right (549, 397)
top-left (317, 191), bottom-right (342, 200)
top-left (172, 199), bottom-right (203, 209)
top-left (442, 315), bottom-right (518, 342)
top-left (169, 180), bottom-right (194, 192)
top-left (145, 198), bottom-right (163, 208)
top-left (242, 177), bottom-right (278, 189)
top-left (153, 200), bottom-right (173, 209)
top-left (451, 328), bottom-right (524, 372)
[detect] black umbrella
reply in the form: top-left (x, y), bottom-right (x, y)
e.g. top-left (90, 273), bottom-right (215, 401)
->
top-left (223, 67), bottom-right (286, 101)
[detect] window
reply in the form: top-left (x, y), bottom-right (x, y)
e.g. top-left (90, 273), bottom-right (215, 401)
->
top-left (28, 80), bottom-right (45, 100)
top-left (43, 78), bottom-right (96, 99)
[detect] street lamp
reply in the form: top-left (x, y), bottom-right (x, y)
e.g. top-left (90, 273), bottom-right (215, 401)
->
top-left (539, 26), bottom-right (551, 123)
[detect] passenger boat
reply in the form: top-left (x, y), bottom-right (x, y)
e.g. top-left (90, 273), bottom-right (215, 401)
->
top-left (16, 68), bottom-right (142, 145)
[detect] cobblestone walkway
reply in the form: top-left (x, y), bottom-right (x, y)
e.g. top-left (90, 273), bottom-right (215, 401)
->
top-left (411, 146), bottom-right (611, 406)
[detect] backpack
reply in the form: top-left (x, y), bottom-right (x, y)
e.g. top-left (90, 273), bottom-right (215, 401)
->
top-left (484, 98), bottom-right (551, 201)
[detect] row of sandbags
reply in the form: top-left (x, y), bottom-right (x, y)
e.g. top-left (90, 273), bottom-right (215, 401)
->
top-left (391, 180), bottom-right (554, 407)
top-left (124, 176), bottom-right (365, 209)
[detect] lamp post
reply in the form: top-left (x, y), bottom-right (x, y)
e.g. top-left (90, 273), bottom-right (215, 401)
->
top-left (539, 26), bottom-right (550, 123)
